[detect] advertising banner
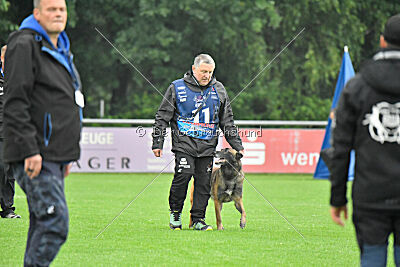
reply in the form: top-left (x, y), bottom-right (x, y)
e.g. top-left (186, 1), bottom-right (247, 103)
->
top-left (71, 127), bottom-right (324, 173)
top-left (223, 129), bottom-right (324, 173)
top-left (71, 127), bottom-right (175, 173)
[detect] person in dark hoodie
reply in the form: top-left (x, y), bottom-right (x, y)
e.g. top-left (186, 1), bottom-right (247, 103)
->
top-left (329, 14), bottom-right (400, 266)
top-left (0, 45), bottom-right (20, 219)
top-left (3, 0), bottom-right (83, 265)
top-left (152, 54), bottom-right (244, 231)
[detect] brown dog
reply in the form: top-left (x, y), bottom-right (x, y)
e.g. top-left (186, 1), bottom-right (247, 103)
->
top-left (189, 148), bottom-right (246, 230)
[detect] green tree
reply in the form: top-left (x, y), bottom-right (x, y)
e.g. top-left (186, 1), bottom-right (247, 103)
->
top-left (0, 0), bottom-right (18, 45)
top-left (3, 0), bottom-right (400, 121)
top-left (69, 0), bottom-right (281, 118)
top-left (235, 0), bottom-right (400, 121)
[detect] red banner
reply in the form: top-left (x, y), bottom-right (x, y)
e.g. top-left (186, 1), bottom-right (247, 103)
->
top-left (71, 127), bottom-right (325, 173)
top-left (222, 129), bottom-right (324, 173)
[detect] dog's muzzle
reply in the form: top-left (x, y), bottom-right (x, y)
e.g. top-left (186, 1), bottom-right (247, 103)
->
top-left (214, 158), bottom-right (226, 165)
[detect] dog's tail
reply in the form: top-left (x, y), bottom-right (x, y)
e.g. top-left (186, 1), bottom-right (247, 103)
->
top-left (189, 182), bottom-right (194, 228)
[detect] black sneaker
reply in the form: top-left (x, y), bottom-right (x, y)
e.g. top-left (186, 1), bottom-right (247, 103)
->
top-left (169, 210), bottom-right (182, 230)
top-left (193, 219), bottom-right (212, 231)
top-left (3, 212), bottom-right (21, 219)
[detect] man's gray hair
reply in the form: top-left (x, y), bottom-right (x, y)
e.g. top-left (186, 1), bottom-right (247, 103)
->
top-left (193, 54), bottom-right (215, 68)
top-left (33, 0), bottom-right (41, 8)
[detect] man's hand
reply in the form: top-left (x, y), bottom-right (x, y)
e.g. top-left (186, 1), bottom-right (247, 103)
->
top-left (64, 163), bottom-right (72, 178)
top-left (330, 205), bottom-right (348, 226)
top-left (24, 154), bottom-right (42, 179)
top-left (153, 149), bottom-right (163, 157)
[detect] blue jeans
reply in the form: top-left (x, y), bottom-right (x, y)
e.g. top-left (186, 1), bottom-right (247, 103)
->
top-left (361, 245), bottom-right (400, 267)
top-left (12, 161), bottom-right (69, 267)
top-left (353, 208), bottom-right (400, 267)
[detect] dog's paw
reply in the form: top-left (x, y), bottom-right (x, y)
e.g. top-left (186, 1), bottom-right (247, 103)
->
top-left (217, 225), bottom-right (224, 230)
top-left (240, 222), bottom-right (246, 229)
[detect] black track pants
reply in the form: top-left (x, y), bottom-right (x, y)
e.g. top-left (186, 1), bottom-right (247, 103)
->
top-left (0, 140), bottom-right (16, 216)
top-left (169, 152), bottom-right (213, 222)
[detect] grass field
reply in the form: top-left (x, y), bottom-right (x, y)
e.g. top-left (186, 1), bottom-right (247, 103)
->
top-left (0, 173), bottom-right (396, 266)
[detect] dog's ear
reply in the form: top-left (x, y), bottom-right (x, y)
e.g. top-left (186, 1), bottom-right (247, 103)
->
top-left (236, 152), bottom-right (243, 160)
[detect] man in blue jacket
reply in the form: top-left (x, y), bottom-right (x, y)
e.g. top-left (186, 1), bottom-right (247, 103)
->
top-left (4, 0), bottom-right (83, 265)
top-left (152, 54), bottom-right (244, 231)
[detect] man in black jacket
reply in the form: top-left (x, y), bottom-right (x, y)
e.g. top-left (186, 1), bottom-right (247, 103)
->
top-left (0, 45), bottom-right (20, 219)
top-left (4, 0), bottom-right (83, 265)
top-left (152, 54), bottom-right (244, 231)
top-left (329, 14), bottom-right (400, 266)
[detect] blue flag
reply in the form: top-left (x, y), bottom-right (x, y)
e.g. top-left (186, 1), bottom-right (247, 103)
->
top-left (314, 46), bottom-right (355, 179)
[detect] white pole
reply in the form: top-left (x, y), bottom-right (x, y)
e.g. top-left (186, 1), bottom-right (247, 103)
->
top-left (100, 99), bottom-right (105, 118)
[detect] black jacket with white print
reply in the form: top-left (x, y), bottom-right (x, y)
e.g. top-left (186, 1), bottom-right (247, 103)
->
top-left (329, 48), bottom-right (400, 211)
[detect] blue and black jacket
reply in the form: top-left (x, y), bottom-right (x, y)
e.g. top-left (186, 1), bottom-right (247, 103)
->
top-left (152, 71), bottom-right (243, 157)
top-left (3, 15), bottom-right (82, 163)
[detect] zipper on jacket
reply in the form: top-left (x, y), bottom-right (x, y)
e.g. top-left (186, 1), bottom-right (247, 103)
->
top-left (43, 112), bottom-right (52, 147)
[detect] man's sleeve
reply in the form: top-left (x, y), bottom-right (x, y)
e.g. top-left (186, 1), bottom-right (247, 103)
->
top-left (4, 33), bottom-right (40, 160)
top-left (151, 84), bottom-right (175, 150)
top-left (218, 85), bottom-right (244, 151)
top-left (329, 77), bottom-right (360, 207)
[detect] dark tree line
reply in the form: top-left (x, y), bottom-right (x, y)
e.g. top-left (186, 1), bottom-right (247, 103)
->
top-left (1, 0), bottom-right (399, 120)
